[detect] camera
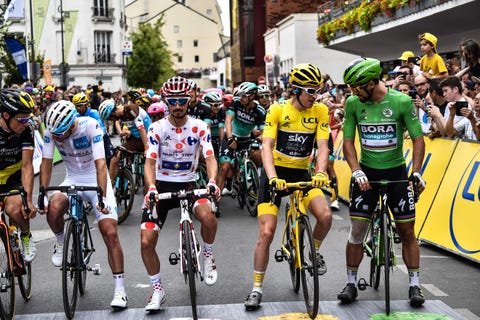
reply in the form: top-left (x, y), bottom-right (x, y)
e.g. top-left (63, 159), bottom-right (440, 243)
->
top-left (407, 57), bottom-right (419, 64)
top-left (408, 90), bottom-right (418, 98)
top-left (455, 101), bottom-right (468, 116)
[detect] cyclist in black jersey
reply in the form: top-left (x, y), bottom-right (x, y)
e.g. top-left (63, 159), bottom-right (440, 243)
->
top-left (0, 89), bottom-right (37, 262)
top-left (187, 80), bottom-right (211, 121)
top-left (217, 82), bottom-right (266, 194)
top-left (203, 91), bottom-right (225, 156)
top-left (256, 84), bottom-right (272, 111)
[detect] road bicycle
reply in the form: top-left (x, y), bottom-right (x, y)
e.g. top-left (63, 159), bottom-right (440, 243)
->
top-left (113, 146), bottom-right (135, 224)
top-left (0, 187), bottom-right (33, 320)
top-left (273, 181), bottom-right (321, 319)
top-left (194, 161), bottom-right (209, 190)
top-left (130, 150), bottom-right (145, 194)
top-left (38, 185), bottom-right (103, 319)
top-left (357, 178), bottom-right (419, 315)
top-left (148, 187), bottom-right (215, 320)
top-left (229, 140), bottom-right (260, 217)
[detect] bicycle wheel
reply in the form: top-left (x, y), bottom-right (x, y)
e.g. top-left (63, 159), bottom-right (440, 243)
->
top-left (298, 216), bottom-right (319, 319)
top-left (0, 230), bottom-right (15, 320)
top-left (369, 218), bottom-right (381, 290)
top-left (285, 204), bottom-right (300, 292)
top-left (17, 258), bottom-right (32, 301)
top-left (195, 162), bottom-right (208, 189)
top-left (182, 220), bottom-right (198, 320)
top-left (382, 213), bottom-right (392, 315)
top-left (78, 218), bottom-right (91, 296)
top-left (62, 220), bottom-right (79, 319)
top-left (244, 160), bottom-right (259, 217)
top-left (236, 172), bottom-right (246, 210)
top-left (116, 169), bottom-right (135, 225)
top-left (134, 156), bottom-right (144, 194)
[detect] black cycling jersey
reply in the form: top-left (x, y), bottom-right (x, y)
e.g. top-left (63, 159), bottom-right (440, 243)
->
top-left (188, 100), bottom-right (211, 121)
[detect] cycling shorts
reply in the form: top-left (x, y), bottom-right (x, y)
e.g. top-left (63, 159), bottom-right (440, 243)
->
top-left (349, 164), bottom-right (416, 222)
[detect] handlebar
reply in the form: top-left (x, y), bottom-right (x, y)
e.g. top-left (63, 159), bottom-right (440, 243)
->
top-left (38, 185), bottom-right (104, 210)
top-left (0, 186), bottom-right (30, 214)
top-left (115, 145), bottom-right (144, 156)
top-left (270, 181), bottom-right (317, 205)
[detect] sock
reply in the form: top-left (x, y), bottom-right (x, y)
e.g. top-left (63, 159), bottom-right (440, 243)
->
top-left (54, 231), bottom-right (65, 244)
top-left (113, 273), bottom-right (125, 292)
top-left (314, 239), bottom-right (322, 253)
top-left (252, 270), bottom-right (265, 294)
top-left (408, 267), bottom-right (420, 287)
top-left (347, 266), bottom-right (358, 285)
top-left (149, 272), bottom-right (163, 292)
top-left (203, 242), bottom-right (214, 259)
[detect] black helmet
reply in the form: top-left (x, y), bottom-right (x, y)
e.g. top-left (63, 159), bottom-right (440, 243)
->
top-left (0, 89), bottom-right (35, 115)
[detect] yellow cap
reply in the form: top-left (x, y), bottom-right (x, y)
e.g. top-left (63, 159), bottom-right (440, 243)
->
top-left (398, 51), bottom-right (415, 61)
top-left (44, 85), bottom-right (54, 92)
top-left (419, 32), bottom-right (438, 51)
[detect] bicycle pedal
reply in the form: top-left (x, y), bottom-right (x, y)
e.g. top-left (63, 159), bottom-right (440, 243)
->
top-left (169, 252), bottom-right (179, 265)
top-left (274, 249), bottom-right (285, 262)
top-left (357, 278), bottom-right (367, 291)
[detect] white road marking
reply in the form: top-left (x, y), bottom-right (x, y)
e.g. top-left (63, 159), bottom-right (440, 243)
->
top-left (421, 283), bottom-right (449, 297)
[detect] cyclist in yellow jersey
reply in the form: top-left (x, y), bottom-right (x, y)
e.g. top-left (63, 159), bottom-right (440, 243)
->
top-left (244, 64), bottom-right (332, 310)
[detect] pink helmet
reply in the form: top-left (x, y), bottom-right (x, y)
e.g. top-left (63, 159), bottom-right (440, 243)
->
top-left (147, 102), bottom-right (167, 115)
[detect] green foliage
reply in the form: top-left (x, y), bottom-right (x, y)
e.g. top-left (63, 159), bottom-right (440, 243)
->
top-left (127, 15), bottom-right (175, 90)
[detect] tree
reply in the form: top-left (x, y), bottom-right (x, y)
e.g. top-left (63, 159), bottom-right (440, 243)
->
top-left (127, 15), bottom-right (175, 90)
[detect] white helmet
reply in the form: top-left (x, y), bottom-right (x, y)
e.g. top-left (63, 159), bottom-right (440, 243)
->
top-left (45, 100), bottom-right (78, 134)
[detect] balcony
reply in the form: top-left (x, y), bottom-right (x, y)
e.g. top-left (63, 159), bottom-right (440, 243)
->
top-left (94, 51), bottom-right (116, 64)
top-left (91, 7), bottom-right (115, 23)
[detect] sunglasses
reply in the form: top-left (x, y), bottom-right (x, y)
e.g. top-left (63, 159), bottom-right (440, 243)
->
top-left (210, 103), bottom-right (221, 108)
top-left (165, 97), bottom-right (190, 106)
top-left (51, 127), bottom-right (72, 138)
top-left (14, 116), bottom-right (31, 124)
top-left (240, 93), bottom-right (253, 98)
top-left (294, 86), bottom-right (322, 96)
top-left (350, 84), bottom-right (368, 95)
top-left (259, 94), bottom-right (270, 99)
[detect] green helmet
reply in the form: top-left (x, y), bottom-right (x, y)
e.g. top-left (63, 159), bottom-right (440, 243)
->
top-left (343, 58), bottom-right (382, 86)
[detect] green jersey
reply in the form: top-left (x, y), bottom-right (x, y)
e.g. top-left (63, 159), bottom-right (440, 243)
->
top-left (343, 89), bottom-right (423, 169)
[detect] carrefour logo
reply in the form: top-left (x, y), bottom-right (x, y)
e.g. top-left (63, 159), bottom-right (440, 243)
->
top-left (450, 159), bottom-right (480, 254)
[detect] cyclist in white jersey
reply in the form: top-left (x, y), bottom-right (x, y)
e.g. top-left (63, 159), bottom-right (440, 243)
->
top-left (141, 76), bottom-right (220, 312)
top-left (39, 100), bottom-right (128, 310)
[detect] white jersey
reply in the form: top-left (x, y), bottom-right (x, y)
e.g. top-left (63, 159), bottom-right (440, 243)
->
top-left (146, 116), bottom-right (214, 182)
top-left (43, 117), bottom-right (105, 176)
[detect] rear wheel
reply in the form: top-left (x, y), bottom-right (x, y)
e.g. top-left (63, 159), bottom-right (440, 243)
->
top-left (116, 169), bottom-right (135, 225)
top-left (78, 218), bottom-right (92, 295)
top-left (62, 220), bottom-right (79, 319)
top-left (183, 221), bottom-right (198, 320)
top-left (244, 160), bottom-right (259, 217)
top-left (0, 230), bottom-right (15, 320)
top-left (17, 257), bottom-right (32, 301)
top-left (298, 217), bottom-right (319, 319)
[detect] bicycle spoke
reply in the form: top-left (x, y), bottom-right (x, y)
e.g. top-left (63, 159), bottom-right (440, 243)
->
top-left (62, 220), bottom-right (79, 319)
top-left (299, 217), bottom-right (319, 319)
top-left (183, 221), bottom-right (198, 319)
top-left (0, 231), bottom-right (15, 320)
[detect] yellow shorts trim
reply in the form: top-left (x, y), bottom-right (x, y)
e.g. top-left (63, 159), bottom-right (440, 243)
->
top-left (257, 202), bottom-right (279, 217)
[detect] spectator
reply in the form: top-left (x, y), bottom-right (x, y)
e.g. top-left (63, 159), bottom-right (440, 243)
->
top-left (418, 32), bottom-right (448, 80)
top-left (413, 74), bottom-right (431, 133)
top-left (457, 39), bottom-right (480, 80)
top-left (394, 50), bottom-right (421, 75)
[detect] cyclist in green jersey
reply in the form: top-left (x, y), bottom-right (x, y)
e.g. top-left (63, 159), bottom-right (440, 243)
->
top-left (337, 58), bottom-right (427, 307)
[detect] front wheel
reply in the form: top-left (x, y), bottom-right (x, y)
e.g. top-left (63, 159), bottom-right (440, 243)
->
top-left (116, 169), bottom-right (135, 225)
top-left (183, 221), bottom-right (198, 320)
top-left (285, 204), bottom-right (300, 292)
top-left (0, 230), bottom-right (15, 320)
top-left (17, 257), bottom-right (32, 301)
top-left (62, 220), bottom-right (79, 319)
top-left (298, 217), bottom-right (319, 319)
top-left (382, 214), bottom-right (392, 315)
top-left (244, 160), bottom-right (259, 217)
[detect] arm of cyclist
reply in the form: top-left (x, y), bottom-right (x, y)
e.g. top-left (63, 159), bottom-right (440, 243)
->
top-left (21, 147), bottom-right (36, 218)
top-left (144, 157), bottom-right (158, 203)
top-left (311, 138), bottom-right (330, 187)
top-left (344, 138), bottom-right (371, 191)
top-left (224, 113), bottom-right (237, 149)
top-left (94, 158), bottom-right (111, 214)
top-left (261, 136), bottom-right (286, 190)
top-left (38, 157), bottom-right (54, 214)
top-left (410, 135), bottom-right (426, 194)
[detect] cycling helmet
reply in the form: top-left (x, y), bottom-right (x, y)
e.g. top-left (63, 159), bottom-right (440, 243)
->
top-left (147, 102), bottom-right (167, 115)
top-left (126, 89), bottom-right (142, 102)
top-left (98, 99), bottom-right (116, 120)
top-left (223, 93), bottom-right (233, 106)
top-left (203, 92), bottom-right (223, 105)
top-left (236, 82), bottom-right (257, 96)
top-left (343, 58), bottom-right (382, 86)
top-left (146, 89), bottom-right (155, 97)
top-left (189, 79), bottom-right (198, 91)
top-left (289, 64), bottom-right (323, 87)
top-left (257, 84), bottom-right (270, 95)
top-left (0, 89), bottom-right (35, 114)
top-left (72, 92), bottom-right (89, 105)
top-left (134, 95), bottom-right (153, 108)
top-left (161, 76), bottom-right (193, 96)
top-left (45, 100), bottom-right (78, 134)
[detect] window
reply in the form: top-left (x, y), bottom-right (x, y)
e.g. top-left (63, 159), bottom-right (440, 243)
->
top-left (206, 9), bottom-right (212, 15)
top-left (195, 55), bottom-right (199, 63)
top-left (174, 25), bottom-right (179, 33)
top-left (94, 31), bottom-right (112, 63)
top-left (193, 40), bottom-right (198, 47)
top-left (177, 40), bottom-right (182, 48)
top-left (178, 56), bottom-right (183, 63)
top-left (93, 0), bottom-right (109, 17)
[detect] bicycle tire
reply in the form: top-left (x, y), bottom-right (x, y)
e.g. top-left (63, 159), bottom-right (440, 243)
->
top-left (244, 160), bottom-right (259, 217)
top-left (78, 218), bottom-right (90, 296)
top-left (134, 156), bottom-right (144, 194)
top-left (17, 258), bottom-right (32, 301)
top-left (285, 203), bottom-right (300, 292)
top-left (382, 213), bottom-right (391, 315)
top-left (62, 220), bottom-right (79, 319)
top-left (183, 220), bottom-right (198, 320)
top-left (0, 230), bottom-right (15, 320)
top-left (116, 169), bottom-right (135, 225)
top-left (195, 162), bottom-right (208, 189)
top-left (236, 172), bottom-right (246, 209)
top-left (370, 216), bottom-right (381, 290)
top-left (298, 216), bottom-right (319, 319)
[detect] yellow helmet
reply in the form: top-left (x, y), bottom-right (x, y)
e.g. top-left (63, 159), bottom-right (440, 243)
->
top-left (289, 64), bottom-right (323, 87)
top-left (72, 92), bottom-right (89, 106)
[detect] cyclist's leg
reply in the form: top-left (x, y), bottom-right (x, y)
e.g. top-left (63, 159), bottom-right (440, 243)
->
top-left (194, 198), bottom-right (218, 285)
top-left (216, 138), bottom-right (233, 190)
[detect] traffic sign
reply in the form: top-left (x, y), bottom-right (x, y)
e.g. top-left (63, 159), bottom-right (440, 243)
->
top-left (122, 40), bottom-right (133, 56)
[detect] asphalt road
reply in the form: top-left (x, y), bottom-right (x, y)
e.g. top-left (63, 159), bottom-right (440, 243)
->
top-left (12, 161), bottom-right (480, 319)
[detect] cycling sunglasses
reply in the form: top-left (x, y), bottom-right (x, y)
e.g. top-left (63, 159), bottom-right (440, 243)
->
top-left (14, 116), bottom-right (32, 124)
top-left (294, 86), bottom-right (322, 96)
top-left (165, 97), bottom-right (190, 106)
